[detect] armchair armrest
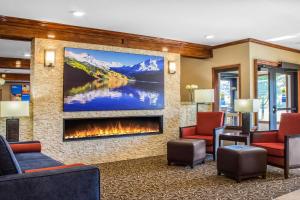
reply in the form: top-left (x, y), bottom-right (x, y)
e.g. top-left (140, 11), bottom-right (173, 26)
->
top-left (0, 165), bottom-right (100, 200)
top-left (250, 130), bottom-right (278, 143)
top-left (9, 141), bottom-right (41, 153)
top-left (180, 126), bottom-right (196, 138)
top-left (213, 126), bottom-right (225, 156)
top-left (285, 134), bottom-right (300, 167)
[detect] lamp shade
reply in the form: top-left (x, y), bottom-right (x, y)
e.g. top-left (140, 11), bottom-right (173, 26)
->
top-left (234, 99), bottom-right (260, 113)
top-left (0, 101), bottom-right (29, 117)
top-left (194, 89), bottom-right (215, 103)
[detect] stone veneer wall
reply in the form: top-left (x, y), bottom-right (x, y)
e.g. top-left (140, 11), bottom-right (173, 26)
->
top-left (31, 38), bottom-right (181, 164)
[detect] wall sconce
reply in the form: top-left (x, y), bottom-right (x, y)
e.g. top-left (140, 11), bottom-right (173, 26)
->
top-left (44, 49), bottom-right (56, 67)
top-left (168, 61), bottom-right (176, 74)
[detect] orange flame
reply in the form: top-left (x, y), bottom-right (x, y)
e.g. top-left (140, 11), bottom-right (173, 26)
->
top-left (65, 121), bottom-right (160, 139)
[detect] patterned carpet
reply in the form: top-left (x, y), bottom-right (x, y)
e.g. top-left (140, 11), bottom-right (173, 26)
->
top-left (98, 155), bottom-right (300, 200)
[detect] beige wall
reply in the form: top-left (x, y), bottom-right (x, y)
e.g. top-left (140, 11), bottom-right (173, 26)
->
top-left (249, 42), bottom-right (300, 97)
top-left (181, 42), bottom-right (300, 101)
top-left (31, 38), bottom-right (181, 164)
top-left (181, 43), bottom-right (250, 101)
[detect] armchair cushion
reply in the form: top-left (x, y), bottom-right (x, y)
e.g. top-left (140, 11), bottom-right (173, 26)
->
top-left (252, 143), bottom-right (284, 157)
top-left (278, 113), bottom-right (300, 142)
top-left (0, 136), bottom-right (22, 176)
top-left (10, 141), bottom-right (41, 153)
top-left (196, 112), bottom-right (224, 136)
top-left (182, 135), bottom-right (212, 145)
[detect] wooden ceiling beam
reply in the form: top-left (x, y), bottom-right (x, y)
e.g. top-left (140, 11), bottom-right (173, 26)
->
top-left (1, 73), bottom-right (30, 82)
top-left (0, 57), bottom-right (30, 69)
top-left (0, 16), bottom-right (212, 59)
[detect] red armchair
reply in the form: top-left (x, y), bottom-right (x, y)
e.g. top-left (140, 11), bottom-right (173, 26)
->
top-left (180, 112), bottom-right (225, 160)
top-left (251, 113), bottom-right (300, 178)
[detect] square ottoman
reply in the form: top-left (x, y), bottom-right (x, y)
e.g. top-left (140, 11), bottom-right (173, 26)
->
top-left (167, 139), bottom-right (206, 168)
top-left (217, 145), bottom-right (267, 182)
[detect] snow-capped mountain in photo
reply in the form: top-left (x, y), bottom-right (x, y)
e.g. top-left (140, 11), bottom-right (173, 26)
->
top-left (65, 50), bottom-right (123, 70)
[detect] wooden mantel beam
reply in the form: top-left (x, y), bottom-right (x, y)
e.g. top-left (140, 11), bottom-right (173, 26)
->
top-left (0, 16), bottom-right (212, 59)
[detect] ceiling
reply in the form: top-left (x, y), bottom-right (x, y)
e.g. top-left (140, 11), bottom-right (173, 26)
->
top-left (0, 39), bottom-right (31, 58)
top-left (1, 0), bottom-right (300, 49)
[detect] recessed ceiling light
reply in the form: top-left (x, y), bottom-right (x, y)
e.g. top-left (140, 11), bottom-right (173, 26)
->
top-left (267, 34), bottom-right (299, 42)
top-left (71, 11), bottom-right (85, 17)
top-left (24, 53), bottom-right (31, 58)
top-left (205, 35), bottom-right (215, 39)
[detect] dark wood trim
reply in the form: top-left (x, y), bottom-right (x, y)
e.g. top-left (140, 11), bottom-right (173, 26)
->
top-left (213, 39), bottom-right (251, 49)
top-left (213, 38), bottom-right (300, 54)
top-left (212, 64), bottom-right (241, 111)
top-left (0, 57), bottom-right (30, 69)
top-left (0, 16), bottom-right (212, 59)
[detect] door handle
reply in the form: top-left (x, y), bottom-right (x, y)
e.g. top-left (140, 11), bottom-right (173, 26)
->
top-left (272, 106), bottom-right (277, 113)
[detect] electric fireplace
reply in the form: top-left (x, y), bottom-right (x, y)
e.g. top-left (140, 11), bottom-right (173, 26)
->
top-left (63, 116), bottom-right (163, 141)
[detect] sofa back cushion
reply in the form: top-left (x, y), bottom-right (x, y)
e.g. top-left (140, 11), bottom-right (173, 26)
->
top-left (278, 113), bottom-right (300, 142)
top-left (0, 135), bottom-right (22, 176)
top-left (196, 112), bottom-right (224, 135)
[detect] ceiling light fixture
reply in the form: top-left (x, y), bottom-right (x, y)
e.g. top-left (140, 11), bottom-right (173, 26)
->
top-left (24, 53), bottom-right (31, 58)
top-left (47, 34), bottom-right (55, 39)
top-left (267, 34), bottom-right (300, 42)
top-left (16, 61), bottom-right (21, 68)
top-left (162, 47), bottom-right (169, 52)
top-left (205, 35), bottom-right (215, 39)
top-left (71, 11), bottom-right (85, 17)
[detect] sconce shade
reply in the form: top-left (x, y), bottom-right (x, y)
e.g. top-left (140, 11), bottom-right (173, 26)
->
top-left (0, 101), bottom-right (29, 117)
top-left (234, 99), bottom-right (260, 113)
top-left (194, 89), bottom-right (215, 103)
top-left (45, 50), bottom-right (55, 67)
top-left (168, 61), bottom-right (176, 74)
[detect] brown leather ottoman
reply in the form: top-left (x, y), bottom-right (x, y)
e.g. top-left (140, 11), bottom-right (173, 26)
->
top-left (217, 145), bottom-right (267, 182)
top-left (167, 139), bottom-right (206, 168)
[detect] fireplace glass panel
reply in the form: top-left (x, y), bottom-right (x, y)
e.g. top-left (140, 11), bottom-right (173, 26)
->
top-left (64, 116), bottom-right (163, 141)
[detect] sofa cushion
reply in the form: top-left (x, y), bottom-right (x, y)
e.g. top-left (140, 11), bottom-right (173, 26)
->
top-left (15, 152), bottom-right (63, 172)
top-left (0, 135), bottom-right (22, 176)
top-left (196, 112), bottom-right (224, 136)
top-left (278, 113), bottom-right (300, 142)
top-left (182, 135), bottom-right (212, 145)
top-left (252, 142), bottom-right (284, 157)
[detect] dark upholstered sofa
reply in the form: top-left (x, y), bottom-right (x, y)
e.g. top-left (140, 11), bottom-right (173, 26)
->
top-left (0, 135), bottom-right (100, 200)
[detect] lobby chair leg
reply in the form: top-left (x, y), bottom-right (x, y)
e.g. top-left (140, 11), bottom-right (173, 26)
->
top-left (284, 168), bottom-right (289, 179)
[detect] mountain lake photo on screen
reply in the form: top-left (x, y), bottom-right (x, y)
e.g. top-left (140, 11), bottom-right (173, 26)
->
top-left (63, 47), bottom-right (164, 111)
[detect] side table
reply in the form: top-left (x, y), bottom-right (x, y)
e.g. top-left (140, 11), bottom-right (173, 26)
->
top-left (219, 132), bottom-right (249, 147)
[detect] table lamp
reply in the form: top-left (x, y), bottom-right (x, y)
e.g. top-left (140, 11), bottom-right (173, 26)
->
top-left (194, 89), bottom-right (215, 111)
top-left (0, 101), bottom-right (30, 142)
top-left (234, 99), bottom-right (259, 134)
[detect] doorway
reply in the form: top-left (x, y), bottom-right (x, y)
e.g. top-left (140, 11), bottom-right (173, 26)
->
top-left (255, 60), bottom-right (298, 130)
top-left (212, 64), bottom-right (241, 127)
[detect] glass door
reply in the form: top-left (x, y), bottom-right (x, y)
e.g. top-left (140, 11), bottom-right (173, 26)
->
top-left (257, 67), bottom-right (298, 130)
top-left (218, 71), bottom-right (239, 126)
